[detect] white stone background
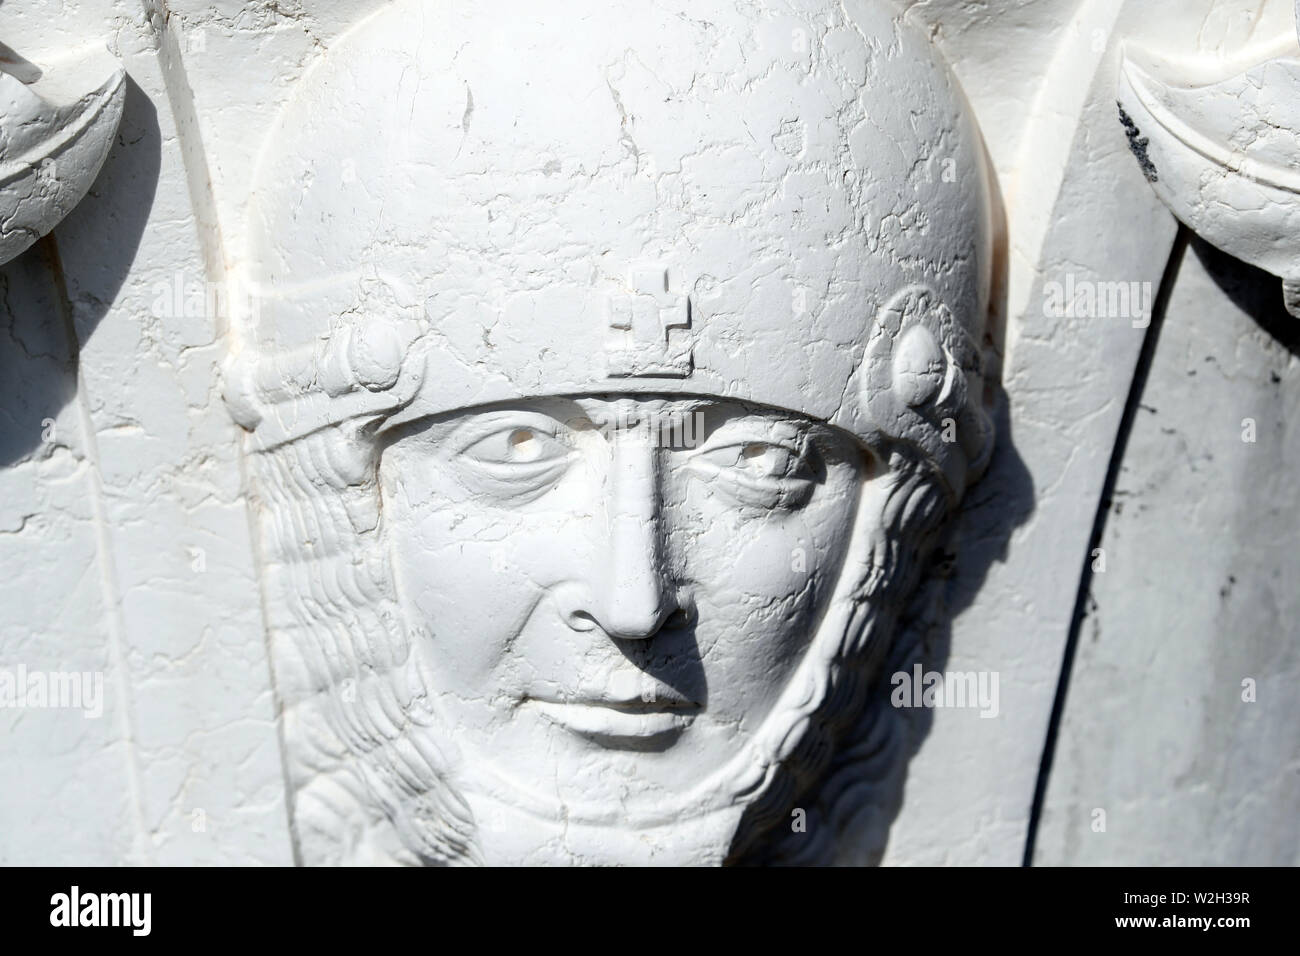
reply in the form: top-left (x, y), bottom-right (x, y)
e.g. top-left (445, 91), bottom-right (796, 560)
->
top-left (1, 0), bottom-right (1296, 864)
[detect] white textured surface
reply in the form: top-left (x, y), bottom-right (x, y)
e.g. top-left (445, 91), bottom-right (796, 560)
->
top-left (1, 0), bottom-right (1296, 866)
top-left (1117, 2), bottom-right (1300, 313)
top-left (0, 43), bottom-right (124, 265)
top-left (1036, 238), bottom-right (1300, 866)
top-left (228, 0), bottom-right (1000, 866)
top-left (1, 1), bottom-right (289, 865)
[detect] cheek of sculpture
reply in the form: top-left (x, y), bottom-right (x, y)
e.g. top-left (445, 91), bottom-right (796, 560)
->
top-left (377, 400), bottom-right (863, 806)
top-left (667, 458), bottom-right (861, 736)
top-left (379, 455), bottom-right (583, 700)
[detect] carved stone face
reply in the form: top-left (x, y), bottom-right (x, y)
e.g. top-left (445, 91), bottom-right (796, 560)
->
top-left (227, 0), bottom-right (997, 865)
top-left (377, 395), bottom-right (863, 830)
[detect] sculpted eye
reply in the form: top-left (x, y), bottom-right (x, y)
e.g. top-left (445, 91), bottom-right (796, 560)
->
top-left (702, 440), bottom-right (806, 480)
top-left (450, 416), bottom-right (575, 502)
top-left (461, 425), bottom-right (570, 466)
top-left (736, 442), bottom-right (802, 480)
top-left (688, 424), bottom-right (816, 511)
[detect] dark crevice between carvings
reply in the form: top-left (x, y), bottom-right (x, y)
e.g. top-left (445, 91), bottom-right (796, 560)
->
top-left (1117, 103), bottom-right (1158, 183)
top-left (1021, 224), bottom-right (1189, 866)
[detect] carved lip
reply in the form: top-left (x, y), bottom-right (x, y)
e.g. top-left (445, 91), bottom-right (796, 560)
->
top-left (526, 695), bottom-right (701, 741)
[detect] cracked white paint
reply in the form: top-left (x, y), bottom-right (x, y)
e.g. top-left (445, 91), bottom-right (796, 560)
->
top-left (1118, 0), bottom-right (1300, 315)
top-left (2, 0), bottom-right (1296, 867)
top-left (224, 0), bottom-right (998, 865)
top-left (0, 42), bottom-right (124, 265)
top-left (1037, 236), bottom-right (1300, 865)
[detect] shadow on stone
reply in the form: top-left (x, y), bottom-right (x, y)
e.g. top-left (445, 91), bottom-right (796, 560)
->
top-left (0, 74), bottom-right (159, 466)
top-left (1193, 236), bottom-right (1300, 357)
top-left (819, 394), bottom-right (1035, 865)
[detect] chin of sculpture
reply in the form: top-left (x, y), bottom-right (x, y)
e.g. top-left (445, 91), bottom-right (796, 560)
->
top-left (224, 0), bottom-right (999, 865)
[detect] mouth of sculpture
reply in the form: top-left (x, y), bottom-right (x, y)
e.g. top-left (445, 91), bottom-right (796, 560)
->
top-left (526, 695), bottom-right (701, 747)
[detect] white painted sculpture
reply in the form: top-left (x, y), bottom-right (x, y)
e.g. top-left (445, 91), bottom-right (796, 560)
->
top-left (1117, 1), bottom-right (1300, 315)
top-left (222, 0), bottom-right (996, 864)
top-left (0, 43), bottom-right (124, 265)
top-left (10, 0), bottom-right (1298, 869)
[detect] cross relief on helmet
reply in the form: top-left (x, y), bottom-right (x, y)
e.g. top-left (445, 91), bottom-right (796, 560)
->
top-left (604, 265), bottom-right (693, 377)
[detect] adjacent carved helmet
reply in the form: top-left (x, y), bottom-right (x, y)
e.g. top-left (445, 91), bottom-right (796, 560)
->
top-left (226, 0), bottom-right (996, 499)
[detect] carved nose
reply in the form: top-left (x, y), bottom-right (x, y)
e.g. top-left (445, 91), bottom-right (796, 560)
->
top-left (589, 434), bottom-right (679, 641)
